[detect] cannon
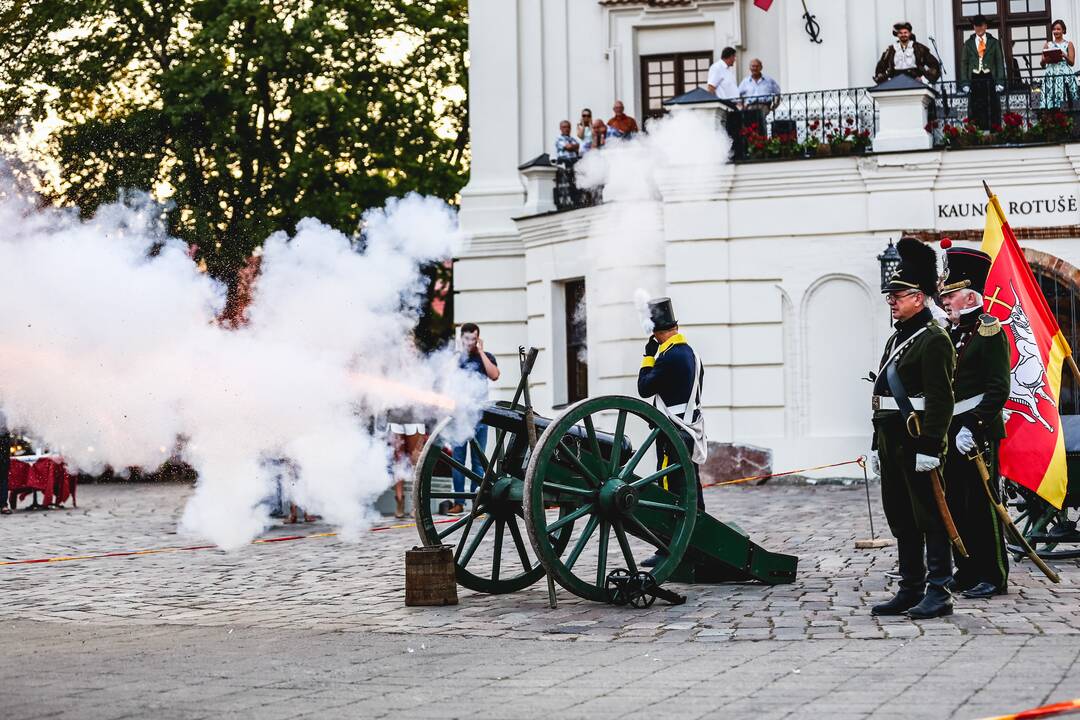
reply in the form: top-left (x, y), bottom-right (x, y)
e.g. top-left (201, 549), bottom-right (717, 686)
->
top-left (412, 348), bottom-right (797, 605)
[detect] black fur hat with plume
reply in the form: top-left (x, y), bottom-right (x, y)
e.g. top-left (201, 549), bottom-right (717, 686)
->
top-left (882, 237), bottom-right (939, 297)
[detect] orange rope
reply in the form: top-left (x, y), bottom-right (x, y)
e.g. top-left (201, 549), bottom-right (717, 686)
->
top-left (0, 517), bottom-right (457, 567)
top-left (702, 456), bottom-right (866, 488)
top-left (1, 456), bottom-right (871, 567)
top-left (978, 698), bottom-right (1080, 720)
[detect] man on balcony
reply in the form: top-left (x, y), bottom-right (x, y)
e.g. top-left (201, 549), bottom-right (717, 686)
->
top-left (959, 14), bottom-right (1005, 131)
top-left (706, 47), bottom-right (739, 100)
top-left (738, 59), bottom-right (781, 109)
top-left (606, 101), bottom-right (639, 139)
top-left (873, 22), bottom-right (940, 86)
top-left (737, 59), bottom-right (781, 139)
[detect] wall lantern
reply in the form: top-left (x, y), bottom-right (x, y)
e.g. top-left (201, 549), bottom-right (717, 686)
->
top-left (877, 239), bottom-right (900, 290)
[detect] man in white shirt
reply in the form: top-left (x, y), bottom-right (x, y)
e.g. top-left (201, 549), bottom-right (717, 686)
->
top-left (707, 46), bottom-right (739, 100)
top-left (737, 59), bottom-right (782, 110)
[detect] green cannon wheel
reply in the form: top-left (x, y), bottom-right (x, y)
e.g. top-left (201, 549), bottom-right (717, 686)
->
top-left (523, 396), bottom-right (697, 603)
top-left (413, 416), bottom-right (573, 594)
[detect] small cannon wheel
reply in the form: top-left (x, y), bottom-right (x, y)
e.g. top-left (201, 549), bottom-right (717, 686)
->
top-left (413, 417), bottom-right (573, 594)
top-left (523, 396), bottom-right (697, 603)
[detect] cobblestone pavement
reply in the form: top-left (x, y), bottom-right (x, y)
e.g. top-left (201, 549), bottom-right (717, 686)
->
top-left (1, 481), bottom-right (1078, 719)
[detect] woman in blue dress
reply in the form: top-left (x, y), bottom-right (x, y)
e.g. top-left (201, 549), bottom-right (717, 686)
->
top-left (1040, 19), bottom-right (1079, 110)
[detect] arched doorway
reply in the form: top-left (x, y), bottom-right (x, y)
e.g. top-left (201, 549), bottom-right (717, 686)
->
top-left (1025, 249), bottom-right (1080, 415)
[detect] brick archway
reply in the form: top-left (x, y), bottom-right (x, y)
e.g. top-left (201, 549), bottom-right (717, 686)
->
top-left (1024, 248), bottom-right (1080, 416)
top-left (1024, 248), bottom-right (1080, 291)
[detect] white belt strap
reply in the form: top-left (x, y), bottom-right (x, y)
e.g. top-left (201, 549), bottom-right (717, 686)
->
top-left (653, 350), bottom-right (708, 464)
top-left (873, 393), bottom-right (984, 415)
top-left (879, 327), bottom-right (930, 374)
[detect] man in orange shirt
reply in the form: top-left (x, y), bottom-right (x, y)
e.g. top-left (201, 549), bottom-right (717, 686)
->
top-left (606, 101), bottom-right (639, 138)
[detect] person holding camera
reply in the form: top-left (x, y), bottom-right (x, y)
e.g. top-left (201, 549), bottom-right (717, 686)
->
top-left (446, 323), bottom-right (499, 515)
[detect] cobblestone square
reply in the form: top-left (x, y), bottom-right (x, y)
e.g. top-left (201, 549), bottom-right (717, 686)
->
top-left (1, 480), bottom-right (1077, 719)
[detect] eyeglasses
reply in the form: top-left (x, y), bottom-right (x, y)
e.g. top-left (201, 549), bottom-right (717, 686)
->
top-left (885, 290), bottom-right (921, 305)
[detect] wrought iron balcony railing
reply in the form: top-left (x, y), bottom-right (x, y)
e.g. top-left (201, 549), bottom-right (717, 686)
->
top-left (927, 79), bottom-right (1080, 147)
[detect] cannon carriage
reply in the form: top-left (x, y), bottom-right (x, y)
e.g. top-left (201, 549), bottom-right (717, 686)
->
top-left (412, 348), bottom-right (797, 605)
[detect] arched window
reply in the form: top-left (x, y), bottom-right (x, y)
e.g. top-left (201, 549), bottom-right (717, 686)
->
top-left (1031, 267), bottom-right (1080, 415)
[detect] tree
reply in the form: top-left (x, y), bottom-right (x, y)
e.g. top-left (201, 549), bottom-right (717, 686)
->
top-left (0, 0), bottom-right (469, 280)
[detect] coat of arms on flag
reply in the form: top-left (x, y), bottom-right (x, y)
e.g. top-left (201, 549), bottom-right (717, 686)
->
top-left (980, 183), bottom-right (1073, 509)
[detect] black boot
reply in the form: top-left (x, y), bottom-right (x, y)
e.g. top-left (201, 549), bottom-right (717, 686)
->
top-left (908, 533), bottom-right (953, 619)
top-left (871, 587), bottom-right (925, 615)
top-left (872, 536), bottom-right (925, 616)
top-left (907, 584), bottom-right (953, 618)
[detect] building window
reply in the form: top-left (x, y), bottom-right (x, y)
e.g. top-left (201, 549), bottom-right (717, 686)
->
top-left (1032, 268), bottom-right (1080, 415)
top-left (640, 52), bottom-right (713, 120)
top-left (953, 0), bottom-right (1051, 82)
top-left (564, 279), bottom-right (588, 403)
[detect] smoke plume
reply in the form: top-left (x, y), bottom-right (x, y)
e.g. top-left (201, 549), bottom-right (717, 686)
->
top-left (0, 173), bottom-right (483, 549)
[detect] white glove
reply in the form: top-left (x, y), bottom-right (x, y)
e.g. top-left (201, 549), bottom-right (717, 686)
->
top-left (915, 453), bottom-right (941, 473)
top-left (868, 451), bottom-right (880, 478)
top-left (995, 84), bottom-right (1004, 92)
top-left (955, 426), bottom-right (976, 454)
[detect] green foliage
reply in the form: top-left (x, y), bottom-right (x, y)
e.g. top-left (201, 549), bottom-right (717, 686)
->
top-left (0, 0), bottom-right (469, 281)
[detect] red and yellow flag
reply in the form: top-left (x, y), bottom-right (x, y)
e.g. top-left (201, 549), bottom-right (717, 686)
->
top-left (980, 189), bottom-right (1071, 509)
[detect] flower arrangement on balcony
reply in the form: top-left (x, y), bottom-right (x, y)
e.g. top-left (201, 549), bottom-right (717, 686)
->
top-left (929, 109), bottom-right (1074, 148)
top-left (817, 117), bottom-right (868, 156)
top-left (740, 122), bottom-right (802, 159)
top-left (992, 111), bottom-right (1026, 144)
top-left (931, 117), bottom-right (986, 147)
top-left (1028, 109), bottom-right (1073, 143)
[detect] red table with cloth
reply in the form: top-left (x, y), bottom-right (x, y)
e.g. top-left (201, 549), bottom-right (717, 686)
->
top-left (7, 456), bottom-right (77, 509)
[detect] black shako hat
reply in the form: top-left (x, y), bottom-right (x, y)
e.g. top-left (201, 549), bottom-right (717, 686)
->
top-left (882, 237), bottom-right (939, 296)
top-left (942, 247), bottom-right (992, 295)
top-left (648, 297), bottom-right (678, 332)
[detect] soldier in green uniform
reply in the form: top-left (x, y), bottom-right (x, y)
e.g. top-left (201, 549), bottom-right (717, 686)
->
top-left (939, 246), bottom-right (1011, 599)
top-left (869, 238), bottom-right (957, 619)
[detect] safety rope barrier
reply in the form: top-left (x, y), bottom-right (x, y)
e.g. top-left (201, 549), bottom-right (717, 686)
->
top-left (0, 517), bottom-right (459, 567)
top-left (1, 456), bottom-right (869, 567)
top-left (701, 456), bottom-right (867, 488)
top-left (978, 698), bottom-right (1080, 720)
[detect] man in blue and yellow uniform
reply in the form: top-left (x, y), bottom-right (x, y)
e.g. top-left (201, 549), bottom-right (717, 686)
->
top-left (869, 238), bottom-right (957, 619)
top-left (940, 246), bottom-right (1011, 599)
top-left (638, 298), bottom-right (707, 565)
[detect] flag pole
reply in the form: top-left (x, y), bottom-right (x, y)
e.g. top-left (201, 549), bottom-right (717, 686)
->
top-left (983, 180), bottom-right (1080, 386)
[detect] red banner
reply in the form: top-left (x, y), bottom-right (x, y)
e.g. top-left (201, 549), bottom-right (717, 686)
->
top-left (980, 192), bottom-right (1070, 509)
top-left (754, 0), bottom-right (774, 10)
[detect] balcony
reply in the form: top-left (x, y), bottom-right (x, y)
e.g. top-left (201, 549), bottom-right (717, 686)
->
top-left (525, 76), bottom-right (1080, 215)
top-left (727, 86), bottom-right (878, 161)
top-left (928, 79), bottom-right (1080, 148)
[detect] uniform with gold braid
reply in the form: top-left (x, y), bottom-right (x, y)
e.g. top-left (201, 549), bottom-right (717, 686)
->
top-left (940, 244), bottom-right (1014, 599)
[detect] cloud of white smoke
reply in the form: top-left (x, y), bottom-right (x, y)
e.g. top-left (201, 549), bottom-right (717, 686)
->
top-left (570, 111), bottom-right (731, 393)
top-left (0, 174), bottom-right (483, 549)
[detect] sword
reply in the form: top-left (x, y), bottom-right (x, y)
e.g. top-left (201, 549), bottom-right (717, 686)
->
top-left (967, 449), bottom-right (1060, 583)
top-left (907, 413), bottom-right (969, 558)
top-left (887, 361), bottom-right (969, 558)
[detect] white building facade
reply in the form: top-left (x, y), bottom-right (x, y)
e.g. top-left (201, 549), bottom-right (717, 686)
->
top-left (457, 0), bottom-right (1080, 476)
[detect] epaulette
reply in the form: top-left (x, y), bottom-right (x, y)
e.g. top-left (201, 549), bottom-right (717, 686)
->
top-left (977, 313), bottom-right (1001, 337)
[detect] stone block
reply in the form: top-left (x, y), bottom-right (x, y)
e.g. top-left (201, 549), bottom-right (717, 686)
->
top-left (699, 441), bottom-right (772, 485)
